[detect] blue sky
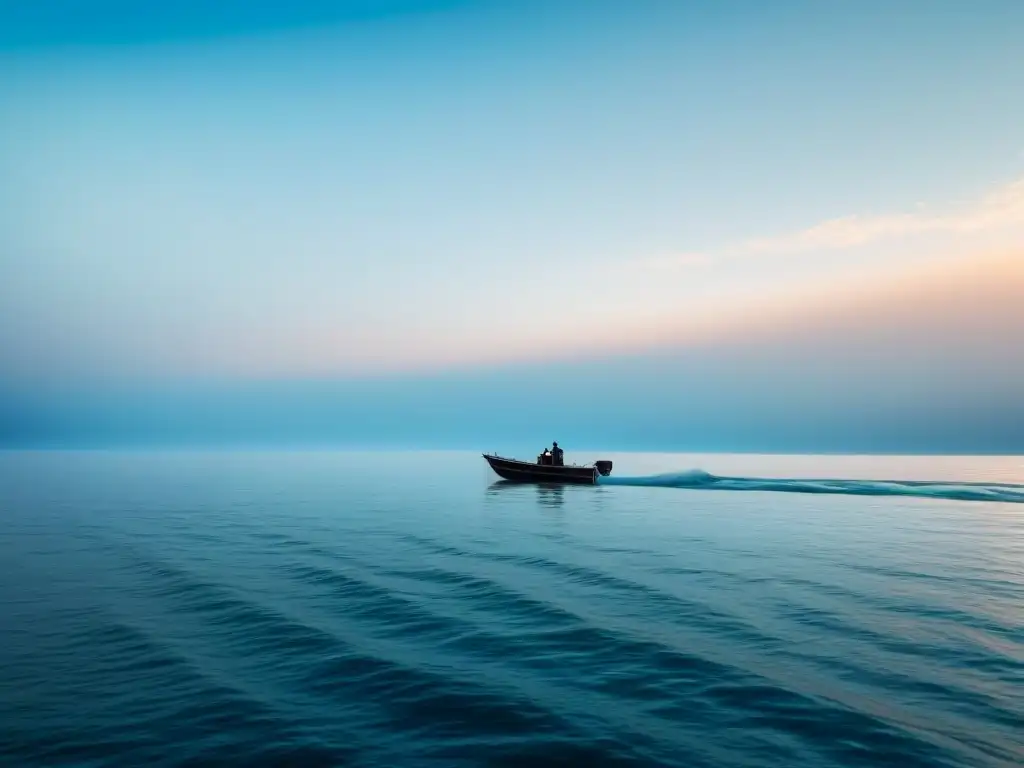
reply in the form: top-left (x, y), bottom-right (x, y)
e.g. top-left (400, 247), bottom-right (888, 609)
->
top-left (1, 1), bottom-right (1022, 450)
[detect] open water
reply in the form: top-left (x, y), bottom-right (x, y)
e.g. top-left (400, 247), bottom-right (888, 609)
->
top-left (1, 450), bottom-right (1022, 767)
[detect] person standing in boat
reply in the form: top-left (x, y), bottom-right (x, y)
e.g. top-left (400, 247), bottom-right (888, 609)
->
top-left (551, 442), bottom-right (564, 466)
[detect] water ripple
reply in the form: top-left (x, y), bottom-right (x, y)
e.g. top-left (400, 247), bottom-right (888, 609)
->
top-left (1, 450), bottom-right (1022, 767)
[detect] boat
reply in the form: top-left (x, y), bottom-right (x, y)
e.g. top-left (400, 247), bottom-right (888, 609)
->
top-left (483, 453), bottom-right (613, 485)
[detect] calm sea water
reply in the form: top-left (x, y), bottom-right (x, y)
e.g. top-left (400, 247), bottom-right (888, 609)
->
top-left (1, 450), bottom-right (1022, 767)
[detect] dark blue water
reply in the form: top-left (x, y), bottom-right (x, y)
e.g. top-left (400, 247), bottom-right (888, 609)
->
top-left (1, 450), bottom-right (1022, 767)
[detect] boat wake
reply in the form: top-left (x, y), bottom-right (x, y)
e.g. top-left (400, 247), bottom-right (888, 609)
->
top-left (598, 470), bottom-right (1024, 504)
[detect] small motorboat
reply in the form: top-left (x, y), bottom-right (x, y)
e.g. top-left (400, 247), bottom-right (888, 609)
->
top-left (483, 452), bottom-right (613, 485)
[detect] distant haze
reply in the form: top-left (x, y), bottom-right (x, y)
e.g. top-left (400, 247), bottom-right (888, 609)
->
top-left (1, 1), bottom-right (1023, 451)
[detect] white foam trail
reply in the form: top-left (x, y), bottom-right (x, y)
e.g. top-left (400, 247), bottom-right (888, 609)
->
top-left (598, 471), bottom-right (1024, 504)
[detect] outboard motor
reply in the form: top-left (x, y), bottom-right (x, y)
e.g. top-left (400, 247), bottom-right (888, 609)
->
top-left (595, 460), bottom-right (613, 477)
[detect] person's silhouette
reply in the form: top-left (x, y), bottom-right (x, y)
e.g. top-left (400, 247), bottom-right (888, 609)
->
top-left (551, 442), bottom-right (564, 466)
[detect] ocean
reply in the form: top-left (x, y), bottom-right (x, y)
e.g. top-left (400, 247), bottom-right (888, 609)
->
top-left (1, 450), bottom-right (1022, 767)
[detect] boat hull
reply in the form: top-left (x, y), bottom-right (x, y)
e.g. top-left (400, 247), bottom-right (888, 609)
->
top-left (483, 454), bottom-right (598, 485)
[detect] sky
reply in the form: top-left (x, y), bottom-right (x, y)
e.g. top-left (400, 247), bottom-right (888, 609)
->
top-left (1, 0), bottom-right (1023, 451)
